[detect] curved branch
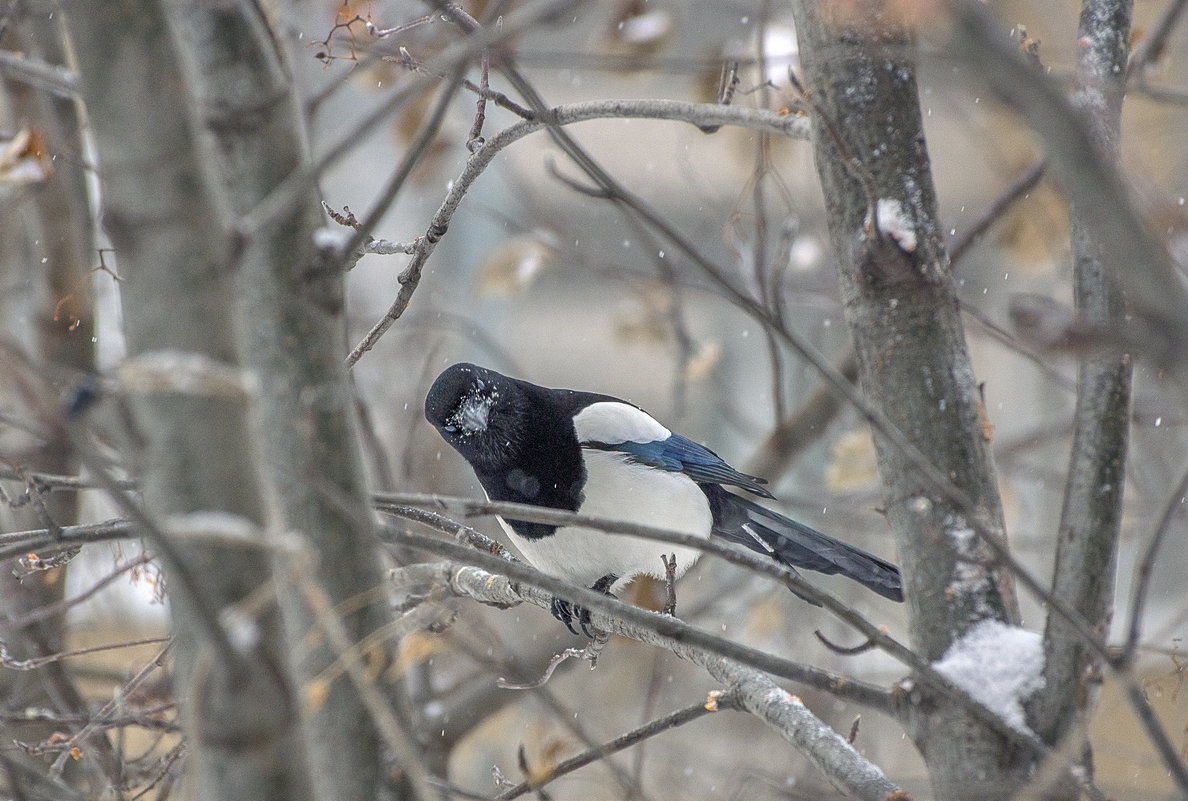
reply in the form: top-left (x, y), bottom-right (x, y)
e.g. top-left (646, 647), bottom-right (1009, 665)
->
top-left (384, 514), bottom-right (1055, 760)
top-left (399, 535), bottom-right (902, 801)
top-left (345, 100), bottom-right (809, 365)
top-left (495, 696), bottom-right (735, 800)
top-left (386, 524), bottom-right (895, 713)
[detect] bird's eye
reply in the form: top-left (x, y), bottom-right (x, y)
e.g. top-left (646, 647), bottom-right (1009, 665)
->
top-left (442, 424), bottom-right (458, 433)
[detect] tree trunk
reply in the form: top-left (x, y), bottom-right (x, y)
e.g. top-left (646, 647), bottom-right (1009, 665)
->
top-left (787, 3), bottom-right (1024, 798)
top-left (0, 7), bottom-right (105, 789)
top-left (65, 3), bottom-right (314, 799)
top-left (168, 3), bottom-right (404, 798)
top-left (1026, 2), bottom-right (1133, 796)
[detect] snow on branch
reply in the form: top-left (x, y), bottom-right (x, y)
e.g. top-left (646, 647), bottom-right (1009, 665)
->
top-left (932, 620), bottom-right (1044, 736)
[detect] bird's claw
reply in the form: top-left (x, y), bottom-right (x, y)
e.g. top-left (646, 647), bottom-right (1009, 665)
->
top-left (550, 596), bottom-right (595, 638)
top-left (552, 575), bottom-right (616, 638)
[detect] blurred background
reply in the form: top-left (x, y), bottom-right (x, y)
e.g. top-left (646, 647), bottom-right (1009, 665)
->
top-left (3, 0), bottom-right (1187, 797)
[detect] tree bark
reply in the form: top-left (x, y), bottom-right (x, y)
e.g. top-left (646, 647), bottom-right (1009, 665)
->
top-left (1026, 2), bottom-right (1133, 796)
top-left (167, 3), bottom-right (403, 799)
top-left (787, 3), bottom-right (1023, 798)
top-left (65, 3), bottom-right (313, 799)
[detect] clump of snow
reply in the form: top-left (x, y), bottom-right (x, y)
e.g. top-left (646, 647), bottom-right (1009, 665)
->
top-left (942, 512), bottom-right (977, 553)
top-left (933, 620), bottom-right (1044, 734)
top-left (313, 225), bottom-right (352, 254)
top-left (875, 198), bottom-right (918, 252)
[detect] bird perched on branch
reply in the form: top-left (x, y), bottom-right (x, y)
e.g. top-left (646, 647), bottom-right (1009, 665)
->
top-left (425, 362), bottom-right (903, 636)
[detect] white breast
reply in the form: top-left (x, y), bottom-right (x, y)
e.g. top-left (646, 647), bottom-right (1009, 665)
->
top-left (501, 449), bottom-right (712, 594)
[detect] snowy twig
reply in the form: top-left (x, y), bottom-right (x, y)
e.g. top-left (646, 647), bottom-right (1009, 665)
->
top-left (387, 521), bottom-right (1054, 760)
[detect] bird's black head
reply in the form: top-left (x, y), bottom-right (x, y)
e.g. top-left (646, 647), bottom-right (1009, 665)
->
top-left (424, 363), bottom-right (528, 473)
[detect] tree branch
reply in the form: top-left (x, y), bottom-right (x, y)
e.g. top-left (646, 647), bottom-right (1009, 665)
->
top-left (411, 541), bottom-right (903, 801)
top-left (1026, 4), bottom-right (1135, 797)
top-left (495, 695), bottom-right (736, 800)
top-left (386, 523), bottom-right (896, 713)
top-left (345, 99), bottom-right (809, 365)
top-left (0, 48), bottom-right (78, 97)
top-left (946, 0), bottom-right (1188, 370)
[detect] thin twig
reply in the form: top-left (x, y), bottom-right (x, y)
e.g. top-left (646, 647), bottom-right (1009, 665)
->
top-left (1118, 461), bottom-right (1188, 665)
top-left (1127, 0), bottom-right (1188, 76)
top-left (814, 630), bottom-right (877, 656)
top-left (495, 694), bottom-right (737, 799)
top-left (344, 98), bottom-right (809, 365)
top-left (949, 160), bottom-right (1046, 265)
top-left (241, 0), bottom-right (577, 247)
top-left (495, 636), bottom-right (607, 690)
top-left (47, 641), bottom-right (173, 778)
top-left (1, 554), bottom-right (153, 630)
top-left (0, 636), bottom-right (171, 671)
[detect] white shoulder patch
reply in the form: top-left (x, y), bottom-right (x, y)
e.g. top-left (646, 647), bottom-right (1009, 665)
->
top-left (572, 401), bottom-right (670, 444)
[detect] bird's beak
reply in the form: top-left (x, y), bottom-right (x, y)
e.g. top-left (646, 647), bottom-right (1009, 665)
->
top-left (455, 397), bottom-right (491, 433)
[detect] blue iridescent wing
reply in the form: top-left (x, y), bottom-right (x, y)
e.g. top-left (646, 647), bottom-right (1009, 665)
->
top-left (592, 433), bottom-right (774, 498)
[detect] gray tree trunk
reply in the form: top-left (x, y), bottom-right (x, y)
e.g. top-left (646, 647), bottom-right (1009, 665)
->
top-left (1027, 1), bottom-right (1133, 796)
top-left (65, 3), bottom-right (314, 799)
top-left (0, 7), bottom-right (106, 789)
top-left (787, 3), bottom-right (1024, 798)
top-left (168, 3), bottom-right (403, 799)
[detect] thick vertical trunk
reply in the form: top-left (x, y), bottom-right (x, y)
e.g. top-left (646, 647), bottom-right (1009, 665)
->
top-left (787, 3), bottom-right (1023, 798)
top-left (168, 3), bottom-right (402, 799)
top-left (65, 3), bottom-right (314, 799)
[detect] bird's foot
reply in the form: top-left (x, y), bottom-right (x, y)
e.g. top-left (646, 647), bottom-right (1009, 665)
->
top-left (551, 574), bottom-right (617, 638)
top-left (660, 553), bottom-right (679, 616)
top-left (550, 596), bottom-right (590, 637)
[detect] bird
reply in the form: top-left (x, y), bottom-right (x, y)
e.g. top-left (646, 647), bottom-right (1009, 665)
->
top-left (424, 362), bottom-right (903, 636)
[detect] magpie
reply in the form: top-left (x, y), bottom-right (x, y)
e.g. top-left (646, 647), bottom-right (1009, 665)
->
top-left (425, 362), bottom-right (903, 636)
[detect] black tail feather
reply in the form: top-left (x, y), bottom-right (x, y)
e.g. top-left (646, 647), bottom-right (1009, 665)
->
top-left (706, 487), bottom-right (904, 602)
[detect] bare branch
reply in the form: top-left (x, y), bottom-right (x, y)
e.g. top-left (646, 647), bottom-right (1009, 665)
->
top-left (345, 98), bottom-right (809, 365)
top-left (239, 0), bottom-right (585, 246)
top-left (948, 160), bottom-right (1046, 266)
top-left (947, 0), bottom-right (1188, 369)
top-left (1126, 0), bottom-right (1188, 76)
top-left (387, 521), bottom-right (1057, 761)
top-left (0, 48), bottom-right (78, 97)
top-left (386, 522), bottom-right (895, 711)
top-left (495, 695), bottom-right (737, 799)
top-left (0, 636), bottom-right (171, 671)
top-left (1119, 462), bottom-right (1188, 665)
top-left (426, 544), bottom-right (903, 801)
